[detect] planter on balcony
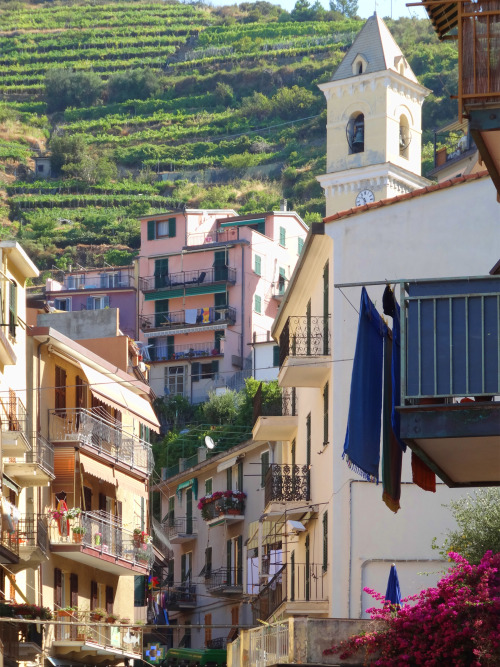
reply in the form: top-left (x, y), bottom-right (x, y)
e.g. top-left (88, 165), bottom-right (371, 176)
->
top-left (198, 491), bottom-right (246, 522)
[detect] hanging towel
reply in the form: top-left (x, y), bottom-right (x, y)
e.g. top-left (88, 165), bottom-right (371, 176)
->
top-left (382, 335), bottom-right (402, 512)
top-left (185, 308), bottom-right (197, 324)
top-left (343, 287), bottom-right (388, 482)
top-left (412, 451), bottom-right (436, 492)
top-left (201, 307), bottom-right (210, 323)
top-left (384, 288), bottom-right (407, 452)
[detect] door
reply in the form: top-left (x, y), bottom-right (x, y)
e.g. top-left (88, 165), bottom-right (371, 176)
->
top-left (213, 250), bottom-right (228, 282)
top-left (154, 258), bottom-right (168, 289)
top-left (214, 291), bottom-right (228, 320)
top-left (186, 488), bottom-right (193, 535)
top-left (155, 299), bottom-right (169, 328)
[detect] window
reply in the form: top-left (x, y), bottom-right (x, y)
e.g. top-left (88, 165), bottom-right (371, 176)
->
top-left (205, 478), bottom-right (213, 495)
top-left (237, 461), bottom-right (243, 492)
top-left (54, 297), bottom-right (71, 312)
top-left (260, 450), bottom-right (270, 487)
top-left (254, 295), bottom-right (261, 314)
top-left (348, 112), bottom-right (364, 154)
top-left (323, 511), bottom-right (328, 572)
top-left (254, 254), bottom-right (262, 276)
top-left (55, 366), bottom-right (67, 413)
top-left (8, 281), bottom-right (16, 338)
top-left (298, 237), bottom-right (304, 254)
top-left (192, 361), bottom-right (219, 382)
top-left (148, 217), bottom-right (176, 240)
top-left (323, 382), bottom-right (329, 445)
top-left (100, 272), bottom-right (120, 288)
top-left (165, 366), bottom-right (185, 396)
top-left (279, 226), bottom-right (286, 247)
top-left (399, 114), bottom-right (410, 159)
top-left (226, 466), bottom-right (232, 491)
top-left (37, 164), bottom-right (44, 173)
top-left (204, 547), bottom-right (212, 578)
top-left (273, 345), bottom-right (280, 367)
top-left (86, 295), bottom-right (109, 310)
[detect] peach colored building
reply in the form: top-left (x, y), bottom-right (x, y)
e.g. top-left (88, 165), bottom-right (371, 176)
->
top-left (138, 208), bottom-right (308, 403)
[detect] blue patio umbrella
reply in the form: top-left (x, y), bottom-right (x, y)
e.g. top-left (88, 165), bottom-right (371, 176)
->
top-left (385, 563), bottom-right (402, 607)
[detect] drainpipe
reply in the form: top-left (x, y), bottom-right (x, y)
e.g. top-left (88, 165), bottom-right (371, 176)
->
top-left (240, 245), bottom-right (245, 360)
top-left (37, 338), bottom-right (50, 433)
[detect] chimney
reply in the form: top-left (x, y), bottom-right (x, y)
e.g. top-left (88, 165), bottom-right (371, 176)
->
top-left (280, 199), bottom-right (287, 212)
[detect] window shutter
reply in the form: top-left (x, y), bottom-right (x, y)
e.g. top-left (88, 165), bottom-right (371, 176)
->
top-left (103, 295), bottom-right (110, 308)
top-left (306, 413), bottom-right (311, 467)
top-left (226, 467), bottom-right (232, 491)
top-left (323, 511), bottom-right (328, 572)
top-left (323, 381), bottom-right (329, 445)
top-left (205, 478), bottom-right (212, 495)
top-left (54, 568), bottom-right (62, 608)
top-left (134, 576), bottom-right (146, 606)
top-left (8, 281), bottom-right (16, 337)
top-left (192, 362), bottom-right (200, 382)
top-left (254, 255), bottom-right (261, 275)
top-left (141, 497), bottom-right (145, 531)
top-left (70, 573), bottom-right (78, 609)
top-left (237, 461), bottom-right (243, 492)
top-left (298, 237), bottom-right (304, 254)
top-left (273, 345), bottom-right (280, 367)
top-left (181, 554), bottom-right (187, 581)
top-left (99, 493), bottom-right (106, 512)
top-left (211, 360), bottom-right (219, 375)
top-left (254, 295), bottom-right (261, 314)
top-left (100, 274), bottom-right (107, 288)
top-left (226, 539), bottom-right (232, 572)
top-left (147, 220), bottom-right (156, 240)
top-left (91, 580), bottom-right (98, 610)
top-left (84, 487), bottom-right (92, 511)
top-left (168, 217), bottom-right (176, 237)
top-left (279, 226), bottom-right (286, 246)
top-left (261, 451), bottom-right (270, 487)
top-left (205, 614), bottom-right (212, 646)
top-left (105, 585), bottom-right (114, 613)
top-left (205, 547), bottom-right (212, 577)
top-left (86, 296), bottom-right (94, 310)
top-left (236, 535), bottom-right (243, 585)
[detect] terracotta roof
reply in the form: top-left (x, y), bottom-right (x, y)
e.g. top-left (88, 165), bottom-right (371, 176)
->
top-left (323, 171), bottom-right (490, 224)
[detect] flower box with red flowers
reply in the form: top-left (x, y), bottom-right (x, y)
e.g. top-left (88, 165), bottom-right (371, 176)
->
top-left (197, 490), bottom-right (246, 521)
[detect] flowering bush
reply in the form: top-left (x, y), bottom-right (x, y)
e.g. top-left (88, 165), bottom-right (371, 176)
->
top-left (9, 603), bottom-right (53, 620)
top-left (133, 529), bottom-right (152, 544)
top-left (323, 551), bottom-right (500, 666)
top-left (49, 507), bottom-right (81, 521)
top-left (197, 490), bottom-right (246, 510)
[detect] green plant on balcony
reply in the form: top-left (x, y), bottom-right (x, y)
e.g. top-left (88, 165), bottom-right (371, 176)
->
top-left (6, 603), bottom-right (53, 620)
top-left (106, 612), bottom-right (119, 623)
top-left (72, 525), bottom-right (85, 534)
top-left (197, 490), bottom-right (246, 520)
top-left (90, 608), bottom-right (106, 621)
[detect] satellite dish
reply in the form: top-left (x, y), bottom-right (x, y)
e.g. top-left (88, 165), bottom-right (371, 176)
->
top-left (205, 436), bottom-right (215, 450)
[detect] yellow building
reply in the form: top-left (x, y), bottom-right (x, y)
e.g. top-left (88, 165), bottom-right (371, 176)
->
top-left (317, 13), bottom-right (431, 217)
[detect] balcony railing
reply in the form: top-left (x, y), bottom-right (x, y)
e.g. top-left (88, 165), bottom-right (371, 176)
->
top-left (253, 386), bottom-right (297, 426)
top-left (264, 464), bottom-right (310, 507)
top-left (17, 513), bottom-right (49, 556)
top-left (54, 609), bottom-right (142, 657)
top-left (163, 583), bottom-right (197, 610)
top-left (140, 306), bottom-right (236, 332)
top-left (206, 567), bottom-right (243, 594)
top-left (164, 516), bottom-right (198, 540)
top-left (61, 272), bottom-right (135, 290)
top-left (48, 408), bottom-right (154, 475)
top-left (27, 433), bottom-right (54, 476)
top-left (279, 315), bottom-right (330, 367)
top-left (0, 618), bottom-right (20, 661)
top-left (0, 393), bottom-right (29, 441)
top-left (139, 267), bottom-right (236, 293)
top-left (186, 227), bottom-right (239, 246)
top-left (246, 621), bottom-right (289, 667)
top-left (200, 496), bottom-right (245, 522)
top-left (149, 341), bottom-right (223, 363)
top-left (50, 510), bottom-right (154, 569)
top-left (0, 517), bottom-right (19, 557)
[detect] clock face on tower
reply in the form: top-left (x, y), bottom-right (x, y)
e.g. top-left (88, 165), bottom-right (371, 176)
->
top-left (355, 189), bottom-right (375, 206)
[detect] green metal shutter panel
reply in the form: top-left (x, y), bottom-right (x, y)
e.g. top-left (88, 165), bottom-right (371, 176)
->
top-left (236, 535), bottom-right (243, 585)
top-left (323, 382), bottom-right (329, 445)
top-left (254, 255), bottom-right (261, 275)
top-left (306, 413), bottom-right (311, 466)
top-left (323, 511), bottom-right (328, 572)
top-left (279, 226), bottom-right (286, 246)
top-left (168, 217), bottom-right (176, 237)
top-left (237, 461), bottom-right (243, 491)
top-left (211, 360), bottom-right (219, 375)
top-left (147, 219), bottom-right (156, 240)
top-left (261, 451), bottom-right (269, 486)
top-left (298, 237), bottom-right (304, 254)
top-left (255, 295), bottom-right (261, 313)
top-left (192, 362), bottom-right (200, 382)
top-left (273, 345), bottom-right (280, 367)
top-left (205, 547), bottom-right (212, 576)
top-left (226, 467), bottom-right (232, 490)
top-left (181, 553), bottom-right (187, 581)
top-left (226, 539), bottom-right (232, 573)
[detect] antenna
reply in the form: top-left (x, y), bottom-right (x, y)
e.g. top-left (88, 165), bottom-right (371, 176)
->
top-left (204, 436), bottom-right (215, 450)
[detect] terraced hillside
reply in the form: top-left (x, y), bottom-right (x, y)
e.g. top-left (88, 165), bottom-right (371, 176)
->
top-left (0, 0), bottom-right (458, 270)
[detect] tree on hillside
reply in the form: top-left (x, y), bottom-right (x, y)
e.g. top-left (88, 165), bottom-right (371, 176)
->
top-left (45, 68), bottom-right (103, 112)
top-left (49, 135), bottom-right (88, 175)
top-left (329, 0), bottom-right (358, 18)
top-left (290, 0), bottom-right (327, 22)
top-left (107, 68), bottom-right (162, 103)
top-left (433, 488), bottom-right (500, 565)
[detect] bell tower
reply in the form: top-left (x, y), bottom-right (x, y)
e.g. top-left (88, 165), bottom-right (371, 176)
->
top-left (317, 14), bottom-right (431, 217)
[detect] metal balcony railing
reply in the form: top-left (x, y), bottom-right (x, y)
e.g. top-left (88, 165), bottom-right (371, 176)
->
top-left (164, 516), bottom-right (197, 540)
top-left (207, 637), bottom-right (227, 649)
top-left (264, 464), bottom-right (310, 507)
top-left (200, 497), bottom-right (245, 522)
top-left (139, 266), bottom-right (236, 292)
top-left (50, 510), bottom-right (154, 569)
top-left (253, 385), bottom-right (297, 426)
top-left (150, 341), bottom-right (222, 363)
top-left (17, 513), bottom-right (49, 555)
top-left (186, 227), bottom-right (238, 246)
top-left (140, 306), bottom-right (236, 332)
top-left (62, 271), bottom-right (134, 290)
top-left (279, 315), bottom-right (330, 367)
top-left (206, 567), bottom-right (243, 593)
top-left (48, 408), bottom-right (154, 475)
top-left (0, 393), bottom-right (29, 441)
top-left (246, 621), bottom-right (289, 667)
top-left (163, 583), bottom-right (197, 609)
top-left (0, 521), bottom-right (19, 557)
top-left (26, 433), bottom-right (54, 477)
top-left (54, 609), bottom-right (142, 655)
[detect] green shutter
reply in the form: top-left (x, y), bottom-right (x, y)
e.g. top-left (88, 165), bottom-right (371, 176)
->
top-left (211, 360), bottom-right (219, 375)
top-left (167, 336), bottom-right (175, 360)
top-left (168, 217), bottom-right (176, 237)
top-left (290, 551), bottom-right (295, 601)
top-left (279, 226), bottom-right (286, 247)
top-left (273, 345), bottom-right (280, 367)
top-left (255, 295), bottom-right (261, 314)
top-left (236, 535), bottom-right (243, 585)
top-left (306, 413), bottom-right (311, 467)
top-left (323, 381), bottom-right (329, 445)
top-left (147, 220), bottom-right (156, 241)
top-left (226, 467), bottom-right (232, 490)
top-left (254, 255), bottom-right (261, 275)
top-left (298, 237), bottom-right (304, 254)
top-left (226, 539), bottom-right (232, 572)
top-left (192, 362), bottom-right (200, 382)
top-left (237, 461), bottom-right (243, 492)
top-left (261, 451), bottom-right (269, 487)
top-left (205, 478), bottom-right (212, 495)
top-left (205, 547), bottom-right (212, 576)
top-left (181, 553), bottom-right (187, 581)
top-left (323, 511), bottom-right (328, 572)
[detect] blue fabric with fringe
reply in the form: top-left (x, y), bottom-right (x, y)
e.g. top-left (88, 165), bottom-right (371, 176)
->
top-left (343, 287), bottom-right (388, 482)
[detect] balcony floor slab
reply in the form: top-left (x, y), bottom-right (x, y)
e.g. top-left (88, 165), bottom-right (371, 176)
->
top-left (278, 357), bottom-right (330, 388)
top-left (49, 543), bottom-right (151, 576)
top-left (253, 416), bottom-right (298, 442)
top-left (206, 514), bottom-right (244, 527)
top-left (3, 462), bottom-right (54, 487)
top-left (1, 431), bottom-right (31, 457)
top-left (169, 533), bottom-right (197, 544)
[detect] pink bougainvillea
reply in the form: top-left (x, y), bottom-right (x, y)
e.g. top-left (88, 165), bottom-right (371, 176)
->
top-left (324, 551), bottom-right (500, 666)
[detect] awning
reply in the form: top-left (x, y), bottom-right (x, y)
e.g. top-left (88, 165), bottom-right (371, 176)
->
top-left (144, 323), bottom-right (227, 338)
top-left (80, 361), bottom-right (160, 432)
top-left (80, 453), bottom-right (117, 487)
top-left (247, 519), bottom-right (284, 550)
top-left (217, 456), bottom-right (238, 473)
top-left (115, 470), bottom-right (147, 497)
top-left (2, 474), bottom-right (20, 495)
top-left (176, 478), bottom-right (198, 500)
top-left (220, 218), bottom-right (265, 228)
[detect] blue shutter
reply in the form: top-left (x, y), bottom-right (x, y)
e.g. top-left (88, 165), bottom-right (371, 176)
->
top-left (147, 220), bottom-right (156, 240)
top-left (192, 362), bottom-right (200, 382)
top-left (103, 295), bottom-right (110, 308)
top-left (86, 296), bottom-right (94, 310)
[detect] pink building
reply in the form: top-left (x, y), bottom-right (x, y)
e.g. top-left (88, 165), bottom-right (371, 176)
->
top-left (138, 207), bottom-right (308, 403)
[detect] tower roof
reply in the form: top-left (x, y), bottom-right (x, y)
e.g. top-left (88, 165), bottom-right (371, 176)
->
top-left (331, 13), bottom-right (419, 83)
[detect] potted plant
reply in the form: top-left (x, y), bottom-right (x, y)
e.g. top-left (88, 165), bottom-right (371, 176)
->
top-left (65, 507), bottom-right (82, 520)
top-left (132, 620), bottom-right (144, 632)
top-left (120, 617), bottom-right (130, 625)
top-left (90, 608), bottom-right (106, 622)
top-left (57, 606), bottom-right (77, 617)
top-left (106, 612), bottom-right (119, 623)
top-left (94, 532), bottom-right (102, 546)
top-left (72, 525), bottom-right (86, 543)
top-left (133, 528), bottom-right (142, 547)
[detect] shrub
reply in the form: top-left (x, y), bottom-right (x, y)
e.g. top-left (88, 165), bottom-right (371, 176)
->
top-left (107, 68), bottom-right (162, 104)
top-left (45, 68), bottom-right (103, 112)
top-left (201, 390), bottom-right (241, 425)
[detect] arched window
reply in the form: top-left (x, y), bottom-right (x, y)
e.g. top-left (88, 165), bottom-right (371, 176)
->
top-left (347, 112), bottom-right (364, 154)
top-left (399, 115), bottom-right (410, 159)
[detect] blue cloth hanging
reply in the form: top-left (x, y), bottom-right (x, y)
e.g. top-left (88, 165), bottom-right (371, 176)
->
top-left (343, 287), bottom-right (388, 482)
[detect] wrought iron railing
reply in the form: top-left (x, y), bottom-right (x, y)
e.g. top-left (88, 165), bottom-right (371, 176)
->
top-left (50, 510), bottom-right (154, 569)
top-left (253, 384), bottom-right (297, 426)
top-left (252, 565), bottom-right (285, 623)
top-left (164, 516), bottom-right (197, 539)
top-left (17, 513), bottom-right (49, 555)
top-left (0, 393), bottom-right (29, 441)
top-left (163, 583), bottom-right (197, 609)
top-left (206, 567), bottom-right (243, 593)
top-left (139, 267), bottom-right (236, 292)
top-left (62, 271), bottom-right (134, 290)
top-left (150, 341), bottom-right (223, 363)
top-left (48, 408), bottom-right (154, 474)
top-left (54, 609), bottom-right (142, 655)
top-left (279, 315), bottom-right (330, 367)
top-left (264, 464), bottom-right (310, 506)
top-left (140, 306), bottom-right (236, 332)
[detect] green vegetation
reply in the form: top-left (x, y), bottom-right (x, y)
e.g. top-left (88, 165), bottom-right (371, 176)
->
top-left (0, 0), bottom-right (458, 269)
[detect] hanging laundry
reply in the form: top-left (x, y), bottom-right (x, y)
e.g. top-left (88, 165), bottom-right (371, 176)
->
top-left (382, 285), bottom-right (406, 452)
top-left (343, 287), bottom-right (388, 482)
top-left (185, 309), bottom-right (197, 324)
top-left (201, 307), bottom-right (210, 323)
top-left (412, 451), bottom-right (436, 492)
top-left (382, 334), bottom-right (402, 512)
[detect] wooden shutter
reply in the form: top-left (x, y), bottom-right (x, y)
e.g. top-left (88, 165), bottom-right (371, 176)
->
top-left (105, 585), bottom-right (114, 613)
top-left (54, 568), bottom-right (62, 608)
top-left (211, 360), bottom-right (219, 376)
top-left (323, 511), bottom-right (328, 572)
top-left (99, 493), bottom-right (106, 512)
top-left (254, 295), bottom-right (261, 314)
top-left (191, 362), bottom-right (200, 382)
top-left (168, 217), bottom-right (176, 237)
top-left (306, 413), bottom-right (311, 467)
top-left (226, 539), bottom-right (232, 575)
top-left (70, 573), bottom-right (78, 608)
top-left (147, 219), bottom-right (156, 240)
top-left (205, 547), bottom-right (212, 577)
top-left (8, 281), bottom-right (16, 337)
top-left (91, 580), bottom-right (98, 610)
top-left (55, 366), bottom-right (66, 412)
top-left (236, 535), bottom-right (243, 585)
top-left (279, 226), bottom-right (286, 246)
top-left (181, 554), bottom-right (186, 582)
top-left (261, 451), bottom-right (269, 487)
top-left (323, 382), bottom-right (329, 445)
top-left (226, 467), bottom-right (232, 491)
top-left (204, 614), bottom-right (212, 646)
top-left (86, 295), bottom-right (94, 310)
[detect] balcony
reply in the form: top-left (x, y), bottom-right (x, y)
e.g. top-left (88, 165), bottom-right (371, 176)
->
top-left (271, 277), bottom-right (288, 301)
top-left (53, 610), bottom-right (142, 660)
top-left (264, 464), bottom-right (310, 516)
top-left (253, 562), bottom-right (328, 622)
top-left (199, 493), bottom-right (245, 527)
top-left (59, 271), bottom-right (135, 291)
top-left (399, 276), bottom-right (500, 487)
top-left (162, 583), bottom-right (197, 610)
top-left (139, 266), bottom-right (236, 296)
top-left (140, 306), bottom-right (236, 335)
top-left (163, 516), bottom-right (197, 544)
top-left (13, 513), bottom-right (49, 572)
top-left (431, 125), bottom-right (476, 175)
top-left (206, 567), bottom-right (243, 596)
top-left (0, 511), bottom-right (19, 562)
top-left (49, 408), bottom-right (153, 475)
top-left (252, 385), bottom-right (298, 442)
top-left (49, 510), bottom-right (154, 575)
top-left (278, 315), bottom-right (331, 388)
top-left (149, 340), bottom-right (223, 363)
top-left (0, 394), bottom-right (30, 456)
top-left (3, 433), bottom-right (55, 487)
top-left (186, 227), bottom-right (238, 247)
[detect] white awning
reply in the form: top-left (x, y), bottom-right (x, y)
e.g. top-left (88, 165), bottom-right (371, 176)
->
top-left (217, 456), bottom-right (238, 473)
top-left (80, 362), bottom-right (160, 432)
top-left (144, 323), bottom-right (227, 338)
